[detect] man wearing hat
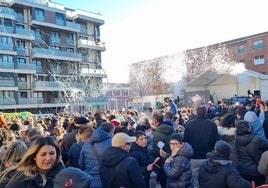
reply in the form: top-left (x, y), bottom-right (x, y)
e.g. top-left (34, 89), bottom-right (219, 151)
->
top-left (198, 140), bottom-right (251, 188)
top-left (100, 132), bottom-right (146, 188)
top-left (62, 116), bottom-right (90, 156)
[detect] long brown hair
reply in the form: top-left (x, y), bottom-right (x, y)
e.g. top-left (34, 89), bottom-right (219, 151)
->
top-left (0, 136), bottom-right (61, 183)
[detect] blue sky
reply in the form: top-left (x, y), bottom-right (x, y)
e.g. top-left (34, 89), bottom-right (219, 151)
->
top-left (53, 0), bottom-right (268, 83)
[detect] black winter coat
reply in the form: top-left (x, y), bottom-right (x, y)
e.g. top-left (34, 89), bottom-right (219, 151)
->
top-left (100, 147), bottom-right (146, 188)
top-left (235, 133), bottom-right (268, 176)
top-left (1, 162), bottom-right (64, 188)
top-left (198, 159), bottom-right (251, 188)
top-left (184, 116), bottom-right (219, 159)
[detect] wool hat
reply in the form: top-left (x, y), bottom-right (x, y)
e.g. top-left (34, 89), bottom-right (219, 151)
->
top-left (54, 167), bottom-right (92, 188)
top-left (112, 132), bottom-right (136, 147)
top-left (236, 106), bottom-right (248, 117)
top-left (110, 119), bottom-right (121, 127)
top-left (207, 140), bottom-right (231, 160)
top-left (244, 111), bottom-right (258, 123)
top-left (74, 116), bottom-right (89, 125)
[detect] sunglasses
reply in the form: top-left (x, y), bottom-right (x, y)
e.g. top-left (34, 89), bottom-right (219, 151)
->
top-left (125, 142), bottom-right (132, 145)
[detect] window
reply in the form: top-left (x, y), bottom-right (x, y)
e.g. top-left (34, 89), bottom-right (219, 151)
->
top-left (35, 8), bottom-right (44, 22)
top-left (56, 13), bottom-right (65, 25)
top-left (51, 31), bottom-right (60, 43)
top-left (34, 29), bottom-right (42, 40)
top-left (17, 58), bottom-right (26, 64)
top-left (14, 7), bottom-right (24, 22)
top-left (51, 45), bottom-right (60, 50)
top-left (254, 55), bottom-right (265, 65)
top-left (19, 92), bottom-right (27, 98)
top-left (0, 55), bottom-right (13, 62)
top-left (66, 48), bottom-right (74, 52)
top-left (238, 45), bottom-right (245, 53)
top-left (34, 92), bottom-right (43, 98)
top-left (80, 23), bottom-right (87, 34)
top-left (33, 59), bottom-right (42, 67)
top-left (18, 74), bottom-right (26, 81)
top-left (17, 40), bottom-right (25, 48)
top-left (0, 36), bottom-right (11, 44)
top-left (67, 34), bottom-right (73, 45)
top-left (253, 40), bottom-right (264, 49)
top-left (0, 72), bottom-right (13, 80)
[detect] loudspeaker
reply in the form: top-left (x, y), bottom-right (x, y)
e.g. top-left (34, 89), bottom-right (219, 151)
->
top-left (254, 90), bottom-right (261, 97)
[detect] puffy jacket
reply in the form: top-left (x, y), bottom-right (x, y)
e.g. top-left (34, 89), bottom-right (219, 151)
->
top-left (164, 142), bottom-right (194, 188)
top-left (79, 126), bottom-right (112, 188)
top-left (235, 133), bottom-right (268, 176)
top-left (198, 158), bottom-right (250, 188)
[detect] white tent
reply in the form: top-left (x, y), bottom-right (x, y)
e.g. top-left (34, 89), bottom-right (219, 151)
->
top-left (186, 69), bottom-right (268, 101)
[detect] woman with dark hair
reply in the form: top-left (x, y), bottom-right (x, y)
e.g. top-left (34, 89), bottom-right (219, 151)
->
top-left (217, 113), bottom-right (237, 167)
top-left (0, 136), bottom-right (65, 187)
top-left (235, 120), bottom-right (268, 186)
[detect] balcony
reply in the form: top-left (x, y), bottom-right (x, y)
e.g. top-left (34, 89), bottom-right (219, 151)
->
top-left (17, 63), bottom-right (36, 74)
top-left (0, 79), bottom-right (15, 87)
top-left (0, 25), bottom-right (35, 40)
top-left (0, 7), bottom-right (16, 20)
top-left (0, 61), bottom-right (14, 69)
top-left (33, 81), bottom-right (66, 91)
top-left (18, 98), bottom-right (44, 105)
top-left (15, 27), bottom-right (35, 40)
top-left (0, 98), bottom-right (16, 105)
top-left (78, 39), bottom-right (106, 51)
top-left (80, 68), bottom-right (107, 78)
top-left (18, 81), bottom-right (27, 89)
top-left (10, 0), bottom-right (65, 13)
top-left (32, 48), bottom-right (82, 61)
top-left (66, 9), bottom-right (104, 25)
top-left (31, 19), bottom-right (80, 33)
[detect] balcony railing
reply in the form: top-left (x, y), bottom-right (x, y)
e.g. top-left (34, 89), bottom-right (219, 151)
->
top-left (0, 61), bottom-right (14, 69)
top-left (78, 39), bottom-right (106, 51)
top-left (18, 98), bottom-right (44, 104)
top-left (0, 80), bottom-right (15, 87)
top-left (16, 27), bottom-right (35, 40)
top-left (18, 81), bottom-right (27, 89)
top-left (32, 48), bottom-right (82, 61)
top-left (17, 63), bottom-right (36, 70)
top-left (0, 98), bottom-right (16, 105)
top-left (67, 9), bottom-right (104, 25)
top-left (0, 7), bottom-right (16, 20)
top-left (33, 81), bottom-right (66, 91)
top-left (0, 25), bottom-right (13, 33)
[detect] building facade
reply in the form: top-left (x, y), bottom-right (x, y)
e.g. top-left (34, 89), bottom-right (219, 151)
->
top-left (0, 0), bottom-right (106, 113)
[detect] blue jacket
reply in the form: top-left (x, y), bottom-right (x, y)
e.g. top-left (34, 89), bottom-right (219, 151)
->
top-left (164, 142), bottom-right (194, 188)
top-left (79, 126), bottom-right (112, 188)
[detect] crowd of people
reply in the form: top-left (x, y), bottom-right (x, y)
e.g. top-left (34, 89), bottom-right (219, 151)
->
top-left (0, 97), bottom-right (267, 188)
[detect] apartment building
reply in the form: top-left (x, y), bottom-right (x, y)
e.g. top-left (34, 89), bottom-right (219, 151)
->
top-left (0, 0), bottom-right (107, 113)
top-left (185, 31), bottom-right (268, 82)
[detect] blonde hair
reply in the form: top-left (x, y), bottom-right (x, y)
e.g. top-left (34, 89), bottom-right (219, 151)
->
top-left (0, 136), bottom-right (61, 183)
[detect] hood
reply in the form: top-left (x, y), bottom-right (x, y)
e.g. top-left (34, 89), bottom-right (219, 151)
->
top-left (129, 142), bottom-right (146, 153)
top-left (176, 142), bottom-right (193, 158)
top-left (250, 119), bottom-right (263, 135)
top-left (102, 147), bottom-right (130, 167)
top-left (235, 134), bottom-right (254, 146)
top-left (90, 126), bottom-right (111, 143)
top-left (202, 159), bottom-right (232, 173)
top-left (217, 126), bottom-right (236, 136)
top-left (156, 122), bottom-right (174, 135)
